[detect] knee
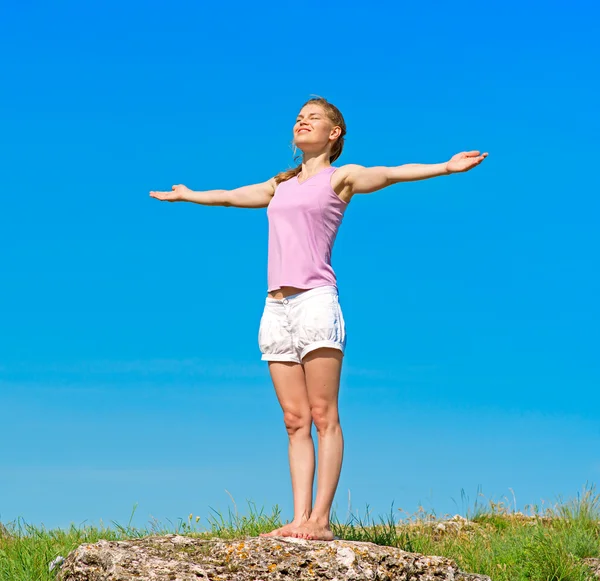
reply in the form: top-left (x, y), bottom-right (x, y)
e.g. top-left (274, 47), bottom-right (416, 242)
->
top-left (311, 407), bottom-right (340, 433)
top-left (283, 411), bottom-right (312, 436)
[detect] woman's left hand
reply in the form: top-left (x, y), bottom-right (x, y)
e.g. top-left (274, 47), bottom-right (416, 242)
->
top-left (446, 151), bottom-right (488, 174)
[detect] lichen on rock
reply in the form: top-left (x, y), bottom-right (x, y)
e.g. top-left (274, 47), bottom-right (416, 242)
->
top-left (56, 533), bottom-right (492, 580)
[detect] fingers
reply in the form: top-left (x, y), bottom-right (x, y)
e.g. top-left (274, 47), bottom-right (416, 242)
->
top-left (150, 185), bottom-right (179, 196)
top-left (150, 184), bottom-right (185, 201)
top-left (469, 156), bottom-right (486, 169)
top-left (464, 152), bottom-right (488, 163)
top-left (149, 190), bottom-right (171, 200)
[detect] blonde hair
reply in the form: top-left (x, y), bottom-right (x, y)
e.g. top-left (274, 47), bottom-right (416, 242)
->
top-left (274, 96), bottom-right (346, 185)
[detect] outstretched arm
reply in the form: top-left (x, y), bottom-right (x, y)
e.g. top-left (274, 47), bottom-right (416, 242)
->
top-left (344, 151), bottom-right (488, 195)
top-left (150, 177), bottom-right (277, 208)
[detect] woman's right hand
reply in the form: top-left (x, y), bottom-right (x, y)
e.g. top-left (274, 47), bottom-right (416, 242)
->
top-left (149, 184), bottom-right (191, 202)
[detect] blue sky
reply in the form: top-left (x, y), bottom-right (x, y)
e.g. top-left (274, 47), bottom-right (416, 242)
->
top-left (1, 0), bottom-right (599, 533)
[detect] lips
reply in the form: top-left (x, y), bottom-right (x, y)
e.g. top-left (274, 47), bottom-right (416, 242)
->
top-left (297, 128), bottom-right (311, 134)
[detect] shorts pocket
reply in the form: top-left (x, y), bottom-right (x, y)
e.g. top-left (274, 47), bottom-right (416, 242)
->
top-left (334, 296), bottom-right (347, 346)
top-left (299, 293), bottom-right (340, 343)
top-left (258, 309), bottom-right (273, 353)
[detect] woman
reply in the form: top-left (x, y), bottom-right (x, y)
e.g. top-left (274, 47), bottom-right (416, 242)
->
top-left (150, 97), bottom-right (488, 541)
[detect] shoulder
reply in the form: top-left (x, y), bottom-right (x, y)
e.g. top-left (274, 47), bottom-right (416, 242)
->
top-left (331, 163), bottom-right (364, 189)
top-left (332, 164), bottom-right (365, 183)
top-left (330, 164), bottom-right (365, 203)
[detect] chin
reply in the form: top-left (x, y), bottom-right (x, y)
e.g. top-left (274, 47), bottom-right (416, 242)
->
top-left (293, 142), bottom-right (308, 153)
top-left (294, 140), bottom-right (319, 152)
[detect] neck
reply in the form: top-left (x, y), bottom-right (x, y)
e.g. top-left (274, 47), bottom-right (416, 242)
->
top-left (300, 152), bottom-right (331, 177)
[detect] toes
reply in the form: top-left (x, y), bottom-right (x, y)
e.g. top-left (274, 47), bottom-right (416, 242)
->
top-left (289, 528), bottom-right (314, 540)
top-left (260, 528), bottom-right (284, 537)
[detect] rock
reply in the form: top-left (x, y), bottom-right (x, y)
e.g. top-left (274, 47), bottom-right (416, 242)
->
top-left (398, 514), bottom-right (484, 540)
top-left (56, 533), bottom-right (492, 580)
top-left (583, 557), bottom-right (600, 580)
top-left (395, 513), bottom-right (575, 543)
top-left (49, 555), bottom-right (67, 572)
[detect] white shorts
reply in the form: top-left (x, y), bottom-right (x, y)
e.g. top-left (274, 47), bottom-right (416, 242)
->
top-left (258, 285), bottom-right (347, 363)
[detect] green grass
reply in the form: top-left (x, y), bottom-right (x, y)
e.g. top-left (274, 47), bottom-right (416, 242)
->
top-left (1, 482), bottom-right (598, 581)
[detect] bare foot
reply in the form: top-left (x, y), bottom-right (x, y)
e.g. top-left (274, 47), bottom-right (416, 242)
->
top-left (288, 521), bottom-right (335, 541)
top-left (259, 521), bottom-right (305, 538)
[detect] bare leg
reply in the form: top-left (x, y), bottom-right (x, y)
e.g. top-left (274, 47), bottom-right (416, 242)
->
top-left (260, 361), bottom-right (315, 537)
top-left (289, 347), bottom-right (343, 541)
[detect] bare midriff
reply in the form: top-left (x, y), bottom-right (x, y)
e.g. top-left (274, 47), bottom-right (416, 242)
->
top-left (267, 286), bottom-right (309, 299)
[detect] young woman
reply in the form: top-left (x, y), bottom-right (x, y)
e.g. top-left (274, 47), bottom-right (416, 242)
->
top-left (150, 97), bottom-right (488, 541)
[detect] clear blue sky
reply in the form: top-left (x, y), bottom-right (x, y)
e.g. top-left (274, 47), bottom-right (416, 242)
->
top-left (1, 0), bottom-right (599, 533)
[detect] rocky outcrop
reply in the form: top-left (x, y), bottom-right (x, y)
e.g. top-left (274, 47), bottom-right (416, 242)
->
top-left (582, 558), bottom-right (600, 579)
top-left (56, 533), bottom-right (492, 580)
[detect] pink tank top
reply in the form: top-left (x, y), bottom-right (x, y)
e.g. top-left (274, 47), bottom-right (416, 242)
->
top-left (266, 166), bottom-right (348, 292)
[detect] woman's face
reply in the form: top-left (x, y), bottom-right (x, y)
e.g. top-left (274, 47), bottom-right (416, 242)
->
top-left (293, 104), bottom-right (340, 153)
